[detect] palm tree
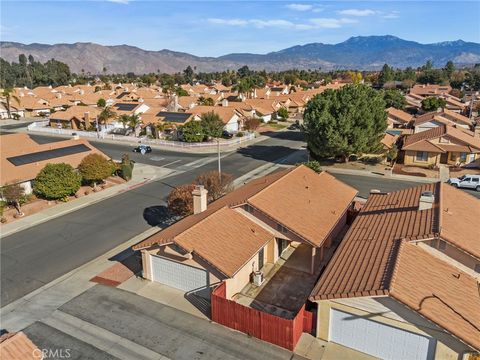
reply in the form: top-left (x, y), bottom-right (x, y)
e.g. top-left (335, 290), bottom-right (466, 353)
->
top-left (118, 114), bottom-right (130, 129)
top-left (98, 106), bottom-right (116, 130)
top-left (128, 113), bottom-right (142, 137)
top-left (2, 88), bottom-right (20, 119)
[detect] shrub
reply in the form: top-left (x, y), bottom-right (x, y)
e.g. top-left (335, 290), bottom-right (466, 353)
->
top-left (236, 132), bottom-right (244, 137)
top-left (277, 107), bottom-right (289, 120)
top-left (244, 117), bottom-right (260, 131)
top-left (195, 171), bottom-right (234, 202)
top-left (78, 153), bottom-right (114, 186)
top-left (34, 163), bottom-right (81, 200)
top-left (167, 184), bottom-right (196, 217)
top-left (1, 183), bottom-right (26, 215)
top-left (119, 154), bottom-right (134, 181)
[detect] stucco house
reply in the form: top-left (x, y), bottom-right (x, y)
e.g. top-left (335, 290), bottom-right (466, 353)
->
top-left (413, 109), bottom-right (472, 133)
top-left (190, 105), bottom-right (244, 133)
top-left (401, 124), bottom-right (480, 167)
top-left (133, 166), bottom-right (357, 302)
top-left (310, 183), bottom-right (480, 359)
top-left (386, 107), bottom-right (413, 128)
top-left (49, 105), bottom-right (102, 130)
top-left (1, 133), bottom-right (108, 194)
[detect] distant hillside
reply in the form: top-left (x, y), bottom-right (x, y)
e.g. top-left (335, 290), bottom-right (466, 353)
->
top-left (1, 35), bottom-right (479, 74)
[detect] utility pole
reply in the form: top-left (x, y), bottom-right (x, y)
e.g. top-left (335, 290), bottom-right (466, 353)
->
top-left (217, 138), bottom-right (221, 181)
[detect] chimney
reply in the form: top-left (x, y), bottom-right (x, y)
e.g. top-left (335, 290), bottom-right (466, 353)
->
top-left (222, 98), bottom-right (228, 107)
top-left (192, 185), bottom-right (208, 214)
top-left (419, 191), bottom-right (435, 211)
top-left (84, 112), bottom-right (90, 128)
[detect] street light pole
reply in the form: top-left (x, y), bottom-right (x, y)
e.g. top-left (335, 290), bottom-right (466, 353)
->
top-left (217, 138), bottom-right (221, 181)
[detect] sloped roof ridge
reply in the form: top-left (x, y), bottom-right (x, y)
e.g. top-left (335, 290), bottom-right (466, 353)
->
top-left (247, 164), bottom-right (306, 203)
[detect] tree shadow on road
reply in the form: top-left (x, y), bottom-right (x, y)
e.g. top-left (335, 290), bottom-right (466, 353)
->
top-left (237, 144), bottom-right (306, 165)
top-left (143, 205), bottom-right (178, 228)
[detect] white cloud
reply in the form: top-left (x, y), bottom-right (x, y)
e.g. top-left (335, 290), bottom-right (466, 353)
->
top-left (106, 0), bottom-right (130, 4)
top-left (338, 9), bottom-right (377, 17)
top-left (208, 18), bottom-right (248, 26)
top-left (286, 4), bottom-right (313, 11)
top-left (382, 11), bottom-right (400, 19)
top-left (309, 17), bottom-right (358, 28)
top-left (208, 17), bottom-right (357, 30)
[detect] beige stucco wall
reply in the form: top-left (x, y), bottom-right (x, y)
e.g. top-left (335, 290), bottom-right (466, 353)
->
top-left (423, 239), bottom-right (480, 274)
top-left (315, 297), bottom-right (471, 359)
top-left (404, 150), bottom-right (440, 166)
top-left (142, 245), bottom-right (224, 288)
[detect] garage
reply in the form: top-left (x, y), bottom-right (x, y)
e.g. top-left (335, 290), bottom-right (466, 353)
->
top-left (329, 309), bottom-right (436, 360)
top-left (151, 255), bottom-right (210, 298)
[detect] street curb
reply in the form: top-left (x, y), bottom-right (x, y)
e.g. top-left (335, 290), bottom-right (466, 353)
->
top-left (324, 167), bottom-right (437, 183)
top-left (0, 226), bottom-right (160, 322)
top-left (0, 168), bottom-right (172, 239)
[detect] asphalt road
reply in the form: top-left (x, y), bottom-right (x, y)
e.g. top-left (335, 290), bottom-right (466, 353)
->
top-left (1, 130), bottom-right (478, 307)
top-left (0, 131), bottom-right (306, 306)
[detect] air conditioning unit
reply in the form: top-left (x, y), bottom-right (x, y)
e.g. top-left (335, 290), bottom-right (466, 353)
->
top-left (252, 271), bottom-right (264, 286)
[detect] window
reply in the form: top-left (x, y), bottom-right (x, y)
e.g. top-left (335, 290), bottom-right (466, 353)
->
top-left (472, 178), bottom-right (479, 183)
top-left (416, 151), bottom-right (428, 162)
top-left (438, 240), bottom-right (446, 251)
top-left (460, 152), bottom-right (467, 162)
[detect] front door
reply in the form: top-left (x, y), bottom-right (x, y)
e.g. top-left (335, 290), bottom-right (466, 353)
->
top-left (440, 152), bottom-right (448, 164)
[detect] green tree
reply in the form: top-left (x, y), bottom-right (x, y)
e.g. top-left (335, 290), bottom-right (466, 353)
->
top-left (300, 161), bottom-right (322, 173)
top-left (421, 97), bottom-right (447, 111)
top-left (167, 184), bottom-right (196, 217)
top-left (277, 107), bottom-right (289, 120)
top-left (2, 88), bottom-right (20, 119)
top-left (183, 66), bottom-right (194, 83)
top-left (97, 98), bottom-right (106, 108)
top-left (382, 89), bottom-right (406, 109)
top-left (78, 154), bottom-right (113, 187)
top-left (200, 111), bottom-right (224, 138)
top-left (444, 61), bottom-right (455, 79)
top-left (118, 114), bottom-right (130, 129)
top-left (98, 106), bottom-right (116, 128)
top-left (303, 84), bottom-right (387, 162)
top-left (181, 121), bottom-right (205, 142)
top-left (34, 163), bottom-right (81, 200)
top-left (197, 96), bottom-right (214, 106)
top-left (378, 64), bottom-right (394, 86)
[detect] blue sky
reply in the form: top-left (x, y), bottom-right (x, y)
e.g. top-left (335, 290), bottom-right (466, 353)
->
top-left (1, 1), bottom-right (479, 56)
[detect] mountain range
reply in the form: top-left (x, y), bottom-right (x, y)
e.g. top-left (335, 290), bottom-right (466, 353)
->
top-left (1, 35), bottom-right (479, 74)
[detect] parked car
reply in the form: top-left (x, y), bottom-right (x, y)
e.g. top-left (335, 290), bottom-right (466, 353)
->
top-left (287, 123), bottom-right (301, 130)
top-left (447, 174), bottom-right (480, 191)
top-left (222, 130), bottom-right (233, 139)
top-left (133, 144), bottom-right (152, 155)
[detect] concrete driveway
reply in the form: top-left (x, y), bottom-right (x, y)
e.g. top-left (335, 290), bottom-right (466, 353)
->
top-left (24, 285), bottom-right (304, 360)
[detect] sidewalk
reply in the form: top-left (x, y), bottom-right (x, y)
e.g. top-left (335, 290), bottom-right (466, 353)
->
top-left (324, 166), bottom-right (437, 183)
top-left (0, 163), bottom-right (174, 238)
top-left (22, 125), bottom-right (270, 154)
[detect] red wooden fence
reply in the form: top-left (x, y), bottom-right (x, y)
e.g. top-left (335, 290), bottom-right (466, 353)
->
top-left (211, 282), bottom-right (315, 350)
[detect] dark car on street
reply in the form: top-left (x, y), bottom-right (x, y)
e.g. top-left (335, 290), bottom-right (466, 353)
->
top-left (222, 130), bottom-right (234, 139)
top-left (133, 144), bottom-right (152, 154)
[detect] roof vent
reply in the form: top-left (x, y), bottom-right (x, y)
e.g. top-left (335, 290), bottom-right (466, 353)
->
top-left (419, 191), bottom-right (435, 211)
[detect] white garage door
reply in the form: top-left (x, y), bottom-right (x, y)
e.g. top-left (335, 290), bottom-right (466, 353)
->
top-left (151, 255), bottom-right (209, 294)
top-left (330, 309), bottom-right (436, 360)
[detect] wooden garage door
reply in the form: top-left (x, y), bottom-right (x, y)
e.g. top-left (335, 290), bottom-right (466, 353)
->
top-left (329, 309), bottom-right (436, 360)
top-left (151, 255), bottom-right (208, 293)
